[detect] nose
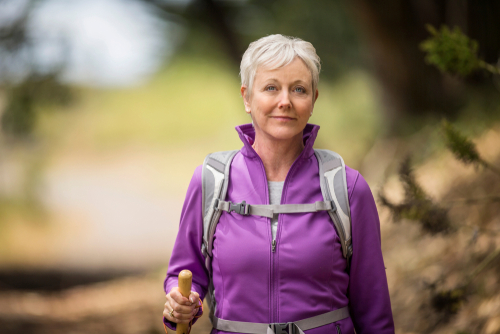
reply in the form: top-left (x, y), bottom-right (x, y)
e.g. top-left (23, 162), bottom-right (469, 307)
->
top-left (278, 91), bottom-right (292, 109)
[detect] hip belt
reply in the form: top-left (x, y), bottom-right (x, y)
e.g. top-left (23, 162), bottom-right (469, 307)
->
top-left (211, 306), bottom-right (350, 334)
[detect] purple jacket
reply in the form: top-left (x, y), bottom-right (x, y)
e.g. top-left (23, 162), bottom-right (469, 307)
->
top-left (164, 123), bottom-right (394, 334)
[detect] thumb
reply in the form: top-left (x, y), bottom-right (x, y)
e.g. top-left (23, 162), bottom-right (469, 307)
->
top-left (189, 291), bottom-right (200, 304)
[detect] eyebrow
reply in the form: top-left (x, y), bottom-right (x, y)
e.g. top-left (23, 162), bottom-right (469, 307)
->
top-left (261, 78), bottom-right (309, 85)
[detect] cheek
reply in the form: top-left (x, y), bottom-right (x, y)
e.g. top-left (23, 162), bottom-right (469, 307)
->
top-left (297, 102), bottom-right (314, 117)
top-left (252, 98), bottom-right (274, 115)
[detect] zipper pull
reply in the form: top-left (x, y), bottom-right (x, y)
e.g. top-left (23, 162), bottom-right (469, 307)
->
top-left (272, 240), bottom-right (277, 252)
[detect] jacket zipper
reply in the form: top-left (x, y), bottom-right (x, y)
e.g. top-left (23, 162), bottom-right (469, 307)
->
top-left (272, 155), bottom-right (303, 323)
top-left (254, 156), bottom-right (274, 323)
top-left (253, 143), bottom-right (305, 324)
top-left (256, 156), bottom-right (278, 323)
top-left (271, 215), bottom-right (276, 322)
top-left (273, 213), bottom-right (282, 322)
top-left (336, 324), bottom-right (342, 334)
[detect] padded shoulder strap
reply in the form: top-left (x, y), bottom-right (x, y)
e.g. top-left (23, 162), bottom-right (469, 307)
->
top-left (314, 149), bottom-right (353, 260)
top-left (201, 150), bottom-right (239, 259)
top-left (201, 150), bottom-right (238, 323)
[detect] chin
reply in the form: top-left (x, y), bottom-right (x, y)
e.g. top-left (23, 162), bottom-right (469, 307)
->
top-left (267, 126), bottom-right (304, 141)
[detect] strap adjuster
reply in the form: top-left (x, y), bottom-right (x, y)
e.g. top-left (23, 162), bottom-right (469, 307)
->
top-left (329, 200), bottom-right (337, 213)
top-left (201, 243), bottom-right (208, 256)
top-left (269, 323), bottom-right (295, 334)
top-left (228, 200), bottom-right (249, 215)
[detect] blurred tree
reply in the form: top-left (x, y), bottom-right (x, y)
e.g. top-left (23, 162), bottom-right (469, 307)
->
top-left (141, 0), bottom-right (363, 78)
top-left (142, 0), bottom-right (500, 136)
top-left (348, 0), bottom-right (500, 133)
top-left (3, 0), bottom-right (499, 138)
top-left (142, 0), bottom-right (243, 65)
top-left (0, 0), bottom-right (72, 140)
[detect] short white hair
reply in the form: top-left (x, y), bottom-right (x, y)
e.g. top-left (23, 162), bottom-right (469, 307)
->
top-left (240, 34), bottom-right (321, 98)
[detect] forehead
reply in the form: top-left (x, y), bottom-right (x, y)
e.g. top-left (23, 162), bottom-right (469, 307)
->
top-left (255, 57), bottom-right (312, 84)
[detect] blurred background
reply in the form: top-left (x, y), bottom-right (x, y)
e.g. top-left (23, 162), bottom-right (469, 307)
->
top-left (0, 0), bottom-right (499, 333)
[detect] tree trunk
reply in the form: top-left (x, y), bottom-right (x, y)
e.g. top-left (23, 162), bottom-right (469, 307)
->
top-left (348, 0), bottom-right (499, 134)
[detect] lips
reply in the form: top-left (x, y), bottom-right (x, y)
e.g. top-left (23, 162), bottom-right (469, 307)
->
top-left (271, 116), bottom-right (295, 120)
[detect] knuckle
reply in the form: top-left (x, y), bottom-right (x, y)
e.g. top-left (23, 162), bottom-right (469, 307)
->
top-left (175, 312), bottom-right (190, 320)
top-left (172, 294), bottom-right (183, 303)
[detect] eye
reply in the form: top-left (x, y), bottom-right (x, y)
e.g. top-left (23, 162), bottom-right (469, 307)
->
top-left (294, 86), bottom-right (306, 93)
top-left (265, 85), bottom-right (277, 91)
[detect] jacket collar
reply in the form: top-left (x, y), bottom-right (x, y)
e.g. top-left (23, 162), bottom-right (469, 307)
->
top-left (235, 123), bottom-right (320, 160)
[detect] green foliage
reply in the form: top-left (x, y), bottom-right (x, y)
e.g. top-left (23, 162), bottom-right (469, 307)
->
top-left (379, 156), bottom-right (451, 234)
top-left (1, 73), bottom-right (73, 138)
top-left (442, 119), bottom-right (500, 175)
top-left (420, 25), bottom-right (480, 76)
top-left (430, 286), bottom-right (467, 318)
top-left (399, 156), bottom-right (428, 201)
top-left (1, 89), bottom-right (36, 136)
top-left (442, 120), bottom-right (481, 166)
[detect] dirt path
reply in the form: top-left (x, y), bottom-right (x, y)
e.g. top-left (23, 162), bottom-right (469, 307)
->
top-left (40, 150), bottom-right (184, 270)
top-left (0, 273), bottom-right (212, 334)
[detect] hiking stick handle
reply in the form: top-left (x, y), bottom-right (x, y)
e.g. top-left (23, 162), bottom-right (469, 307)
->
top-left (177, 270), bottom-right (192, 334)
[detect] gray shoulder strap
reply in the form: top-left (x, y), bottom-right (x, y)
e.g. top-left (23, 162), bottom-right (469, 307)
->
top-left (314, 149), bottom-right (353, 260)
top-left (201, 150), bottom-right (238, 323)
top-left (201, 150), bottom-right (239, 259)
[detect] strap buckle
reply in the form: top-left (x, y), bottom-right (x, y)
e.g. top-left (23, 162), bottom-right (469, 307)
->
top-left (228, 200), bottom-right (249, 216)
top-left (269, 323), bottom-right (295, 334)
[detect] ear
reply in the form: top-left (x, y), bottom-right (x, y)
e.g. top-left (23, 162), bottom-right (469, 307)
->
top-left (313, 89), bottom-right (319, 105)
top-left (241, 86), bottom-right (251, 113)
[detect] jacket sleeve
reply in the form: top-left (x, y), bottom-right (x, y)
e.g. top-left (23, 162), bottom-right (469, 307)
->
top-left (347, 172), bottom-right (395, 333)
top-left (163, 165), bottom-right (209, 330)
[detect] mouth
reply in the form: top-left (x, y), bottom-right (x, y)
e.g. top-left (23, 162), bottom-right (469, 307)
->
top-left (271, 116), bottom-right (296, 121)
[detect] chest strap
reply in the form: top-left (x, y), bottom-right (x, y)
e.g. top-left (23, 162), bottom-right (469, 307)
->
top-left (216, 200), bottom-right (336, 219)
top-left (211, 306), bottom-right (349, 334)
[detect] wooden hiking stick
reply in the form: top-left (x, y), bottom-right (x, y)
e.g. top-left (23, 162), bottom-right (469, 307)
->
top-left (177, 270), bottom-right (192, 334)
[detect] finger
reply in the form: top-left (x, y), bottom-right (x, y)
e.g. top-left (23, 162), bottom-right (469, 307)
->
top-left (164, 302), bottom-right (193, 324)
top-left (167, 294), bottom-right (194, 315)
top-left (172, 309), bottom-right (195, 321)
top-left (167, 289), bottom-right (192, 310)
top-left (164, 310), bottom-right (191, 324)
top-left (189, 291), bottom-right (200, 305)
top-left (170, 288), bottom-right (192, 306)
top-left (163, 304), bottom-right (179, 323)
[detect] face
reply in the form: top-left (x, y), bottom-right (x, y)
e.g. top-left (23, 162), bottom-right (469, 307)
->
top-left (241, 57), bottom-right (319, 143)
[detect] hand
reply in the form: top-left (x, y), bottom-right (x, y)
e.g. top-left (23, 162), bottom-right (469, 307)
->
top-left (164, 287), bottom-right (200, 324)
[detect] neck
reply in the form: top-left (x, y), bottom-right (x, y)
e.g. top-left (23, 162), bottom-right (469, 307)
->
top-left (252, 132), bottom-right (304, 182)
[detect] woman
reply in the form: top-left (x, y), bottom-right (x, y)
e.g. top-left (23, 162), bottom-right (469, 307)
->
top-left (163, 34), bottom-right (395, 334)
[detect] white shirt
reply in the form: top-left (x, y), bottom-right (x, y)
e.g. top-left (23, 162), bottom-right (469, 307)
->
top-left (267, 181), bottom-right (284, 241)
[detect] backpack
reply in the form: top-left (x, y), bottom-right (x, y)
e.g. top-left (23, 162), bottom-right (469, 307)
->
top-left (200, 149), bottom-right (352, 325)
